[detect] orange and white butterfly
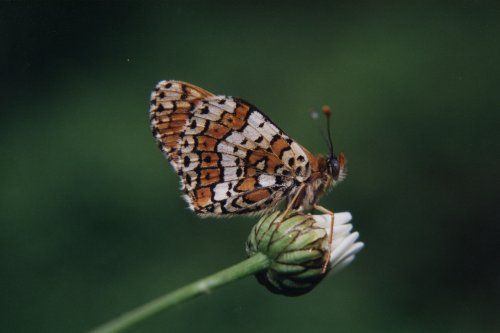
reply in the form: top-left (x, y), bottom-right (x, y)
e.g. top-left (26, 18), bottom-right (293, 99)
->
top-left (149, 80), bottom-right (346, 217)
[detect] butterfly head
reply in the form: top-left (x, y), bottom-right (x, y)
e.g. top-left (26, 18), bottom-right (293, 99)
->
top-left (322, 105), bottom-right (346, 181)
top-left (327, 151), bottom-right (346, 181)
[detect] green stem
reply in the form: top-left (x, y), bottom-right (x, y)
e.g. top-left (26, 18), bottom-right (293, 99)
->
top-left (89, 253), bottom-right (270, 333)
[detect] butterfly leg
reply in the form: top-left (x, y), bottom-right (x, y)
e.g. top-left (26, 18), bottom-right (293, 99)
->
top-left (313, 204), bottom-right (335, 273)
top-left (278, 183), bottom-right (307, 222)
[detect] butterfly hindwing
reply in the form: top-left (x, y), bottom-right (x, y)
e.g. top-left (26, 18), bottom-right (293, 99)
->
top-left (150, 80), bottom-right (312, 216)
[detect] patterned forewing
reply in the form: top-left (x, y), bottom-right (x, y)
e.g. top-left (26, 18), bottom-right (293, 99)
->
top-left (150, 80), bottom-right (311, 216)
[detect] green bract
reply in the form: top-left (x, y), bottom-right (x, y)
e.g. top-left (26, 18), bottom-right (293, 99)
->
top-left (246, 211), bottom-right (330, 296)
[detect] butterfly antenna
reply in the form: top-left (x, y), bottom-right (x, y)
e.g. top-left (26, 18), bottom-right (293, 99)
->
top-left (311, 111), bottom-right (330, 149)
top-left (322, 105), bottom-right (334, 155)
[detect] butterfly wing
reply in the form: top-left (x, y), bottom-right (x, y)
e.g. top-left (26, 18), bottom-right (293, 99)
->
top-left (150, 80), bottom-right (312, 216)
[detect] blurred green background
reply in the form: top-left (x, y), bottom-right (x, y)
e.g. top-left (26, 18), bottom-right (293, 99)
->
top-left (1, 1), bottom-right (499, 332)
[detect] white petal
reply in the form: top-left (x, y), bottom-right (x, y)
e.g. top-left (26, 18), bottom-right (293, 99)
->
top-left (331, 255), bottom-right (356, 273)
top-left (334, 212), bottom-right (353, 225)
top-left (311, 210), bottom-right (363, 274)
top-left (333, 223), bottom-right (353, 236)
top-left (311, 214), bottom-right (330, 229)
top-left (334, 240), bottom-right (364, 266)
top-left (311, 212), bottom-right (352, 231)
top-left (343, 242), bottom-right (365, 258)
top-left (330, 232), bottom-right (360, 267)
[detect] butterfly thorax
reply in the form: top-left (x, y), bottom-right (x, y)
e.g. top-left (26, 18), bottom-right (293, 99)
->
top-left (290, 152), bottom-right (338, 210)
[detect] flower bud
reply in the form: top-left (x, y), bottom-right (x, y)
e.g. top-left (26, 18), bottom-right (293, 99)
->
top-left (246, 210), bottom-right (363, 296)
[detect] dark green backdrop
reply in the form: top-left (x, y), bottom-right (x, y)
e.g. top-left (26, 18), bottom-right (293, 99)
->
top-left (1, 2), bottom-right (499, 332)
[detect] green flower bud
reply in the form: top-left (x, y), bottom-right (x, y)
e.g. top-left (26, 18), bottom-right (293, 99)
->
top-left (246, 210), bottom-right (363, 296)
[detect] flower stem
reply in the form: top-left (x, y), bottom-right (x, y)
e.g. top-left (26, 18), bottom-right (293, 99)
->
top-left (89, 253), bottom-right (270, 333)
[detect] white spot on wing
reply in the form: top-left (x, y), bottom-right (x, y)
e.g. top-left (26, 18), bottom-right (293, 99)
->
top-left (182, 194), bottom-right (195, 211)
top-left (179, 153), bottom-right (200, 171)
top-left (184, 170), bottom-right (197, 191)
top-left (214, 183), bottom-right (230, 201)
top-left (247, 112), bottom-right (276, 141)
top-left (256, 159), bottom-right (266, 170)
top-left (179, 136), bottom-right (195, 153)
top-left (221, 154), bottom-right (240, 167)
top-left (207, 96), bottom-right (237, 113)
top-left (223, 167), bottom-right (238, 182)
top-left (248, 112), bottom-right (264, 127)
top-left (226, 131), bottom-right (246, 145)
top-left (185, 118), bottom-right (207, 135)
top-left (290, 142), bottom-right (310, 179)
top-left (217, 142), bottom-right (246, 158)
top-left (242, 125), bottom-right (261, 141)
top-left (194, 105), bottom-right (223, 120)
top-left (258, 174), bottom-right (276, 187)
top-left (261, 123), bottom-right (279, 138)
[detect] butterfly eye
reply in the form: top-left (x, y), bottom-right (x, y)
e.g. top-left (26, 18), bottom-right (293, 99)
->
top-left (328, 157), bottom-right (340, 179)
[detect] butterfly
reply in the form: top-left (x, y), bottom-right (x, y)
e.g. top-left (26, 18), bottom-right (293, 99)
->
top-left (149, 80), bottom-right (346, 218)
